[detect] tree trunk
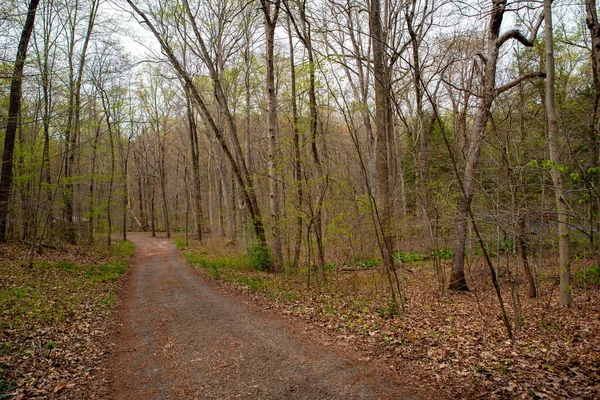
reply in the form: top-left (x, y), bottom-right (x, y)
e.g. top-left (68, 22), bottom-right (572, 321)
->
top-left (586, 0), bottom-right (600, 262)
top-left (288, 16), bottom-right (303, 270)
top-left (63, 0), bottom-right (100, 243)
top-left (370, 0), bottom-right (401, 308)
top-left (89, 114), bottom-right (103, 242)
top-left (262, 0), bottom-right (283, 271)
top-left (545, 0), bottom-right (572, 306)
top-left (186, 85), bottom-right (204, 242)
top-left (0, 0), bottom-right (40, 242)
top-left (159, 140), bottom-right (171, 238)
top-left (449, 0), bottom-right (543, 291)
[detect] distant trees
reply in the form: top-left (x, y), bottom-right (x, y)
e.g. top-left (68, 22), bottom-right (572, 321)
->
top-left (1, 0), bottom-right (597, 309)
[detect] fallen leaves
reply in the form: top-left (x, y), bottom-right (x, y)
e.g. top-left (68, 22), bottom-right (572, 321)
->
top-left (0, 241), bottom-right (131, 399)
top-left (181, 237), bottom-right (600, 400)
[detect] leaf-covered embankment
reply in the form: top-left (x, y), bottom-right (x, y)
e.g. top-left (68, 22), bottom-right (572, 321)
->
top-left (0, 241), bottom-right (134, 399)
top-left (176, 236), bottom-right (600, 399)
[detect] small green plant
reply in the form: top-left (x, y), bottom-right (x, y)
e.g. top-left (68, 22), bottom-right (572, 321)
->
top-left (173, 237), bottom-right (187, 250)
top-left (378, 299), bottom-right (400, 319)
top-left (575, 266), bottom-right (600, 284)
top-left (394, 250), bottom-right (426, 263)
top-left (234, 276), bottom-right (265, 292)
top-left (247, 245), bottom-right (272, 271)
top-left (348, 255), bottom-right (380, 269)
top-left (209, 264), bottom-right (220, 279)
top-left (432, 248), bottom-right (453, 260)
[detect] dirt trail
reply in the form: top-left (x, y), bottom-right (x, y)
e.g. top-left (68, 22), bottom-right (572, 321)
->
top-left (107, 233), bottom-right (431, 399)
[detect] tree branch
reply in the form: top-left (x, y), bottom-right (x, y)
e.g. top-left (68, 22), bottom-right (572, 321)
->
top-left (497, 10), bottom-right (544, 48)
top-left (496, 71), bottom-right (545, 95)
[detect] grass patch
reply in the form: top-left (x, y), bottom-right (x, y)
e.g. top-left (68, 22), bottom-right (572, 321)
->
top-left (173, 236), bottom-right (187, 250)
top-left (0, 240), bottom-right (135, 398)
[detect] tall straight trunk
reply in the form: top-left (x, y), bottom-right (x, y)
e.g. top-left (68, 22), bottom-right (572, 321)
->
top-left (159, 141), bottom-right (170, 238)
top-left (107, 117), bottom-right (115, 247)
top-left (0, 0), bottom-right (40, 242)
top-left (134, 151), bottom-right (146, 230)
top-left (63, 0), bottom-right (100, 243)
top-left (287, 0), bottom-right (326, 281)
top-left (186, 85), bottom-right (204, 242)
top-left (288, 16), bottom-right (303, 270)
top-left (88, 115), bottom-right (102, 242)
top-left (586, 0), bottom-right (600, 257)
top-left (261, 0), bottom-right (283, 272)
top-left (122, 146), bottom-right (130, 241)
top-left (150, 184), bottom-right (156, 237)
top-left (406, 2), bottom-right (429, 223)
top-left (35, 0), bottom-right (55, 222)
top-left (545, 0), bottom-right (572, 306)
top-left (306, 23), bottom-right (326, 283)
top-left (370, 0), bottom-right (401, 308)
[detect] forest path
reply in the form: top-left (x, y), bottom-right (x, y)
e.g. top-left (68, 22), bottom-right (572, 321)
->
top-left (106, 233), bottom-right (428, 399)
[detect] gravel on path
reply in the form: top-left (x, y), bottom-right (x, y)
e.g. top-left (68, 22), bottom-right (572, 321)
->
top-left (107, 233), bottom-right (436, 399)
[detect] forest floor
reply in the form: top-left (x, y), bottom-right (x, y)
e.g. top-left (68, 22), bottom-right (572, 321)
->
top-left (1, 233), bottom-right (599, 399)
top-left (176, 235), bottom-right (600, 399)
top-left (0, 239), bottom-right (134, 399)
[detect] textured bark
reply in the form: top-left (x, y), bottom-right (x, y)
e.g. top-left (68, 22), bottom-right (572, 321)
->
top-left (370, 0), bottom-right (400, 307)
top-left (518, 219), bottom-right (537, 298)
top-left (0, 0), bottom-right (40, 241)
top-left (88, 115), bottom-right (102, 242)
top-left (405, 0), bottom-right (430, 224)
top-left (545, 0), bottom-right (572, 306)
top-left (288, 16), bottom-right (303, 270)
top-left (185, 86), bottom-right (204, 242)
top-left (261, 0), bottom-right (283, 272)
top-left (586, 0), bottom-right (600, 255)
top-left (286, 0), bottom-right (326, 282)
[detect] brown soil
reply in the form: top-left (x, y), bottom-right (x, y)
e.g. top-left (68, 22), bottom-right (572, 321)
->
top-left (102, 233), bottom-right (439, 399)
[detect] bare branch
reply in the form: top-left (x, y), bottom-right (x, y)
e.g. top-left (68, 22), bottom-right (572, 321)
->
top-left (496, 71), bottom-right (545, 95)
top-left (497, 10), bottom-right (544, 48)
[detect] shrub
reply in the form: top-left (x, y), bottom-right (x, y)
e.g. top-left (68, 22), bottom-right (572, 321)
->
top-left (575, 266), bottom-right (600, 284)
top-left (247, 245), bottom-right (272, 271)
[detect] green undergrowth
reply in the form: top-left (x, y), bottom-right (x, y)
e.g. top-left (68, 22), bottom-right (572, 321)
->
top-left (0, 240), bottom-right (135, 396)
top-left (175, 237), bottom-right (401, 326)
top-left (0, 240), bottom-right (134, 331)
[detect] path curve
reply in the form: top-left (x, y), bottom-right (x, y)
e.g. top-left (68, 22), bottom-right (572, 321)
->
top-left (108, 233), bottom-right (427, 399)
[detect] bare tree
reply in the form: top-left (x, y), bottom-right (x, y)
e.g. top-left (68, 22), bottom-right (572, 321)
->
top-left (449, 0), bottom-right (544, 291)
top-left (0, 0), bottom-right (40, 242)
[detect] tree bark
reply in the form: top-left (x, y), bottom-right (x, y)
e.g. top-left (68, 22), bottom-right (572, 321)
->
top-left (261, 0), bottom-right (283, 272)
top-left (185, 85), bottom-right (204, 242)
top-left (288, 16), bottom-right (303, 270)
top-left (545, 0), bottom-right (572, 306)
top-left (450, 0), bottom-right (543, 291)
top-left (63, 0), bottom-right (100, 243)
top-left (370, 0), bottom-right (401, 308)
top-left (0, 0), bottom-right (40, 242)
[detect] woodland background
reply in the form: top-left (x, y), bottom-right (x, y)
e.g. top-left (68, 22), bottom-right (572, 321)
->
top-left (1, 0), bottom-right (600, 396)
